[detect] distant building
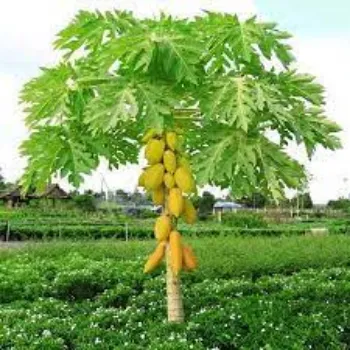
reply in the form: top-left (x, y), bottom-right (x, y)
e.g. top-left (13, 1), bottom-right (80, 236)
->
top-left (0, 184), bottom-right (70, 208)
top-left (123, 204), bottom-right (161, 216)
top-left (213, 201), bottom-right (243, 213)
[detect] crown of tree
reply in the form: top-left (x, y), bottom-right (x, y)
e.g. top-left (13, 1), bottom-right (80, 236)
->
top-left (20, 10), bottom-right (341, 198)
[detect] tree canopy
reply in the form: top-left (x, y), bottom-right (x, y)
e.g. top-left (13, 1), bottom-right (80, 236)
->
top-left (193, 191), bottom-right (216, 217)
top-left (0, 168), bottom-right (5, 191)
top-left (20, 10), bottom-right (341, 199)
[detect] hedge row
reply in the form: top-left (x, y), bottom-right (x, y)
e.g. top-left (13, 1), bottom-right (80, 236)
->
top-left (2, 238), bottom-right (350, 349)
top-left (1, 222), bottom-right (349, 241)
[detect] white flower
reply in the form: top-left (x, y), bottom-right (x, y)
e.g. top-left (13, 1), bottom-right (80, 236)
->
top-left (42, 329), bottom-right (52, 338)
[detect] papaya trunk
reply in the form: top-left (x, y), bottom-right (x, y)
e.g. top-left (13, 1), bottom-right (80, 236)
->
top-left (166, 246), bottom-right (184, 323)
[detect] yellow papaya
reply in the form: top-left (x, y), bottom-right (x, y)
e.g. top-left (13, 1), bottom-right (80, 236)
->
top-left (177, 157), bottom-right (191, 171)
top-left (168, 188), bottom-right (184, 217)
top-left (164, 173), bottom-right (175, 189)
top-left (145, 139), bottom-right (165, 164)
top-left (165, 132), bottom-right (177, 151)
top-left (154, 215), bottom-right (172, 241)
top-left (169, 230), bottom-right (182, 275)
top-left (182, 245), bottom-right (197, 270)
top-left (142, 128), bottom-right (159, 143)
top-left (144, 242), bottom-right (166, 273)
top-left (175, 134), bottom-right (185, 152)
top-left (138, 170), bottom-right (147, 187)
top-left (174, 167), bottom-right (195, 194)
top-left (183, 198), bottom-right (197, 224)
top-left (152, 186), bottom-right (165, 206)
top-left (163, 150), bottom-right (177, 174)
top-left (144, 164), bottom-right (164, 190)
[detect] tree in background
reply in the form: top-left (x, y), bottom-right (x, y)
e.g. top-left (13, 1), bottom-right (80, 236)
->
top-left (115, 189), bottom-right (130, 203)
top-left (237, 192), bottom-right (268, 209)
top-left (19, 10), bottom-right (341, 322)
top-left (0, 168), bottom-right (5, 191)
top-left (129, 190), bottom-right (148, 206)
top-left (327, 198), bottom-right (350, 211)
top-left (193, 191), bottom-right (216, 218)
top-left (73, 193), bottom-right (97, 212)
top-left (291, 192), bottom-right (313, 210)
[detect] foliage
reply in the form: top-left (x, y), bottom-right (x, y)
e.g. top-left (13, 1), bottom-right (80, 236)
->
top-left (20, 10), bottom-right (341, 199)
top-left (291, 192), bottom-right (313, 209)
top-left (1, 207), bottom-right (350, 241)
top-left (328, 198), bottom-right (350, 211)
top-left (236, 192), bottom-right (269, 208)
top-left (221, 211), bottom-right (267, 228)
top-left (73, 193), bottom-right (97, 212)
top-left (1, 237), bottom-right (350, 348)
top-left (193, 191), bottom-right (216, 219)
top-left (0, 168), bottom-right (5, 191)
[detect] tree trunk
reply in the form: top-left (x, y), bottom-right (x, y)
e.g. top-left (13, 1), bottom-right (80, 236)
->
top-left (166, 246), bottom-right (184, 323)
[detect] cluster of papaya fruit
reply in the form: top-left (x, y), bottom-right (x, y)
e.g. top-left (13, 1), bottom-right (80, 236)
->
top-left (139, 129), bottom-right (198, 276)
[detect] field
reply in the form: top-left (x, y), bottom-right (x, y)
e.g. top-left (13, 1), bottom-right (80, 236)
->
top-left (1, 208), bottom-right (350, 241)
top-left (1, 236), bottom-right (350, 349)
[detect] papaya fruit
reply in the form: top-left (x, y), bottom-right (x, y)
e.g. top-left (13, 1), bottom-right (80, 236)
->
top-left (145, 139), bottom-right (165, 164)
top-left (164, 173), bottom-right (175, 189)
top-left (169, 230), bottom-right (182, 275)
top-left (174, 167), bottom-right (195, 194)
top-left (182, 245), bottom-right (197, 270)
top-left (142, 128), bottom-right (159, 143)
top-left (144, 242), bottom-right (166, 273)
top-left (165, 132), bottom-right (177, 151)
top-left (163, 150), bottom-right (177, 174)
top-left (144, 164), bottom-right (164, 190)
top-left (138, 172), bottom-right (145, 187)
top-left (154, 215), bottom-right (172, 241)
top-left (152, 186), bottom-right (165, 206)
top-left (177, 156), bottom-right (191, 171)
top-left (168, 188), bottom-right (184, 217)
top-left (182, 198), bottom-right (197, 224)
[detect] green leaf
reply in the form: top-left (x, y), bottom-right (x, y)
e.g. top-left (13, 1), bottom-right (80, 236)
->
top-left (193, 127), bottom-right (306, 200)
top-left (20, 64), bottom-right (74, 127)
top-left (85, 79), bottom-right (138, 132)
top-left (54, 10), bottom-right (137, 59)
top-left (20, 127), bottom-right (98, 191)
top-left (291, 107), bottom-right (342, 157)
top-left (101, 19), bottom-right (201, 84)
top-left (276, 70), bottom-right (325, 105)
top-left (201, 76), bottom-right (256, 131)
top-left (202, 13), bottom-right (294, 72)
top-left (259, 22), bottom-right (294, 67)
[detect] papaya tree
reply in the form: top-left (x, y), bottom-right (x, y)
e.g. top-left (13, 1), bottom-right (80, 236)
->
top-left (20, 10), bottom-right (341, 322)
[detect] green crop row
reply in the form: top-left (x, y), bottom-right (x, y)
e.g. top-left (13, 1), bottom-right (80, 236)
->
top-left (1, 236), bottom-right (350, 349)
top-left (1, 222), bottom-right (350, 241)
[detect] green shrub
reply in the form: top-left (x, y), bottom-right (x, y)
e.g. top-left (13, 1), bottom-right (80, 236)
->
top-left (1, 239), bottom-right (350, 349)
top-left (98, 285), bottom-right (136, 308)
top-left (51, 271), bottom-right (107, 301)
top-left (73, 194), bottom-right (97, 212)
top-left (221, 211), bottom-right (268, 228)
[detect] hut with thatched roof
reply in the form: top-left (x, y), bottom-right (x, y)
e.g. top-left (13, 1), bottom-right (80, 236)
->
top-left (0, 184), bottom-right (70, 208)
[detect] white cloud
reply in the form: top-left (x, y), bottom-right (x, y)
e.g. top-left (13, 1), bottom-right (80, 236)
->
top-left (288, 37), bottom-right (350, 203)
top-left (0, 0), bottom-right (256, 71)
top-left (0, 73), bottom-right (27, 181)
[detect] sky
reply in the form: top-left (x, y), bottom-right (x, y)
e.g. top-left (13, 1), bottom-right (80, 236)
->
top-left (0, 0), bottom-right (349, 203)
